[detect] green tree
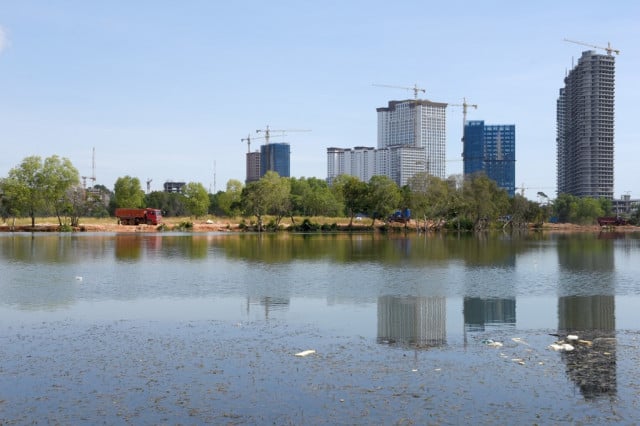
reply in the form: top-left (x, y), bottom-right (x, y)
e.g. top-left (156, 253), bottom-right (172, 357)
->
top-left (242, 181), bottom-right (269, 231)
top-left (40, 155), bottom-right (81, 226)
top-left (331, 174), bottom-right (367, 226)
top-left (365, 175), bottom-right (402, 226)
top-left (407, 173), bottom-right (452, 229)
top-left (262, 172), bottom-right (291, 227)
top-left (114, 176), bottom-right (145, 208)
top-left (241, 172), bottom-right (291, 230)
top-left (2, 156), bottom-right (46, 226)
top-left (290, 177), bottom-right (341, 217)
top-left (575, 197), bottom-right (604, 225)
top-left (145, 191), bottom-right (186, 217)
top-left (462, 173), bottom-right (510, 231)
top-left (214, 179), bottom-right (243, 216)
top-left (182, 182), bottom-right (210, 218)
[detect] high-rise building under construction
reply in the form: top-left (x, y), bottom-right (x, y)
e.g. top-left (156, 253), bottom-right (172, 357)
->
top-left (556, 49), bottom-right (616, 199)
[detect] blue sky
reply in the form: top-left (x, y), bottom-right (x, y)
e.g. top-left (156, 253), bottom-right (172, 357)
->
top-left (1, 1), bottom-right (638, 199)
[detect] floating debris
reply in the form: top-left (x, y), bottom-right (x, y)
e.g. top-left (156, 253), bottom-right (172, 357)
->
top-left (549, 343), bottom-right (574, 352)
top-left (295, 350), bottom-right (316, 357)
top-left (481, 339), bottom-right (503, 347)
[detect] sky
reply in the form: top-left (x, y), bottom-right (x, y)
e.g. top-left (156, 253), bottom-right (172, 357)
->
top-left (0, 1), bottom-right (638, 200)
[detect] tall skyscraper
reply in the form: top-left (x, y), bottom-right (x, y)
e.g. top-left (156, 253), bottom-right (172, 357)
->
top-left (377, 99), bottom-right (447, 184)
top-left (260, 143), bottom-right (290, 178)
top-left (245, 151), bottom-right (261, 183)
top-left (463, 120), bottom-right (516, 197)
top-left (556, 49), bottom-right (616, 199)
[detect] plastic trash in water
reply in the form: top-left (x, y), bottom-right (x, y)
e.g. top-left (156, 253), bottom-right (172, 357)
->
top-left (295, 350), bottom-right (316, 357)
top-left (481, 339), bottom-right (503, 347)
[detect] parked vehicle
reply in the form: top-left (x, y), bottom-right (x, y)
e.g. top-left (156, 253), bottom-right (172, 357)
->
top-left (389, 208), bottom-right (411, 223)
top-left (597, 216), bottom-right (628, 227)
top-left (115, 208), bottom-right (163, 225)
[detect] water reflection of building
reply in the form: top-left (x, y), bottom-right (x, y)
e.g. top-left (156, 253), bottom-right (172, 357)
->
top-left (556, 236), bottom-right (617, 400)
top-left (246, 296), bottom-right (290, 319)
top-left (463, 297), bottom-right (516, 332)
top-left (377, 295), bottom-right (446, 348)
top-left (558, 295), bottom-right (617, 399)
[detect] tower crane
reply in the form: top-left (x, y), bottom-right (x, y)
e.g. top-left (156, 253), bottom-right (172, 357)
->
top-left (256, 125), bottom-right (311, 145)
top-left (450, 97), bottom-right (478, 144)
top-left (372, 83), bottom-right (426, 100)
top-left (241, 134), bottom-right (266, 153)
top-left (81, 147), bottom-right (97, 188)
top-left (563, 38), bottom-right (620, 56)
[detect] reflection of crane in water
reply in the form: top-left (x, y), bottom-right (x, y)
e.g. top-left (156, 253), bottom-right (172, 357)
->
top-left (246, 296), bottom-right (290, 320)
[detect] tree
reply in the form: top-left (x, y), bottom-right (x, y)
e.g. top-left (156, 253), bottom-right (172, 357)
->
top-left (182, 182), bottom-right (210, 218)
top-left (145, 191), bottom-right (186, 217)
top-left (331, 174), bottom-right (367, 226)
top-left (114, 176), bottom-right (145, 208)
top-left (242, 181), bottom-right (269, 231)
top-left (214, 179), bottom-right (243, 216)
top-left (2, 156), bottom-right (46, 227)
top-left (261, 172), bottom-right (291, 227)
top-left (365, 175), bottom-right (402, 226)
top-left (290, 177), bottom-right (341, 217)
top-left (462, 173), bottom-right (510, 231)
top-left (240, 172), bottom-right (291, 230)
top-left (40, 155), bottom-right (81, 226)
top-left (408, 173), bottom-right (452, 230)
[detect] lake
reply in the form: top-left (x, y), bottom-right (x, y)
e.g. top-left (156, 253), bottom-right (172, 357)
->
top-left (1, 231), bottom-right (640, 424)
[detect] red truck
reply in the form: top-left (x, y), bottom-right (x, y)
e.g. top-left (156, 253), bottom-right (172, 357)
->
top-left (115, 208), bottom-right (163, 225)
top-left (597, 216), bottom-right (628, 227)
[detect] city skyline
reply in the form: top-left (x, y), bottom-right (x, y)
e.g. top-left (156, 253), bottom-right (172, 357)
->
top-left (0, 2), bottom-right (638, 199)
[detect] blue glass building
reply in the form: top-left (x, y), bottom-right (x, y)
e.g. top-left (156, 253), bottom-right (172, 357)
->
top-left (463, 120), bottom-right (516, 197)
top-left (260, 143), bottom-right (290, 178)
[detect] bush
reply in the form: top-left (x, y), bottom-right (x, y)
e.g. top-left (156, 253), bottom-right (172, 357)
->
top-left (59, 224), bottom-right (73, 232)
top-left (445, 217), bottom-right (474, 231)
top-left (173, 221), bottom-right (193, 231)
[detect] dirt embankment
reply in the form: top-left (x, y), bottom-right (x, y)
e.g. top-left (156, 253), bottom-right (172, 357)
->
top-left (1, 219), bottom-right (639, 234)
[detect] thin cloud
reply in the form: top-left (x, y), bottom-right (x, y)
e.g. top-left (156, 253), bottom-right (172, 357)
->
top-left (0, 26), bottom-right (8, 53)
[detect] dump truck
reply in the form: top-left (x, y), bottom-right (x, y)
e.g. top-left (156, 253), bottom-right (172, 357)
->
top-left (115, 208), bottom-right (163, 225)
top-left (597, 216), bottom-right (627, 227)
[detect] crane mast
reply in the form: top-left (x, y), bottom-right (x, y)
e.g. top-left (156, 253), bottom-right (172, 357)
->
top-left (450, 97), bottom-right (478, 144)
top-left (256, 125), bottom-right (310, 145)
top-left (563, 38), bottom-right (620, 56)
top-left (372, 83), bottom-right (426, 100)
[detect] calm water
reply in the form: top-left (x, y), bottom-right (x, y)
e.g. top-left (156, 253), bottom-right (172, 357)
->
top-left (2, 231), bottom-right (640, 424)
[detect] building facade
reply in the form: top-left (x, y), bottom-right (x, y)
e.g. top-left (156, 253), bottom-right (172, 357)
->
top-left (326, 98), bottom-right (448, 187)
top-left (245, 151), bottom-right (261, 183)
top-left (326, 146), bottom-right (377, 185)
top-left (556, 49), bottom-right (616, 199)
top-left (260, 143), bottom-right (290, 178)
top-left (377, 99), bottom-right (447, 181)
top-left (463, 120), bottom-right (516, 197)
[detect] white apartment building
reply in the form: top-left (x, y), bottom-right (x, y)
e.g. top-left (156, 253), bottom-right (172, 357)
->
top-left (377, 99), bottom-right (447, 181)
top-left (326, 146), bottom-right (377, 185)
top-left (326, 98), bottom-right (447, 187)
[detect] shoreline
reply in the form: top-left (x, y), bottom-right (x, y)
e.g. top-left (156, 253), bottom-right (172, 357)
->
top-left (1, 219), bottom-right (638, 234)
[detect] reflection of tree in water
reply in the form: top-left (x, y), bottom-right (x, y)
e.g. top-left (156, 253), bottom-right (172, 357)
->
top-left (556, 235), bottom-right (614, 272)
top-left (558, 295), bottom-right (616, 400)
top-left (463, 297), bottom-right (516, 332)
top-left (377, 295), bottom-right (446, 348)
